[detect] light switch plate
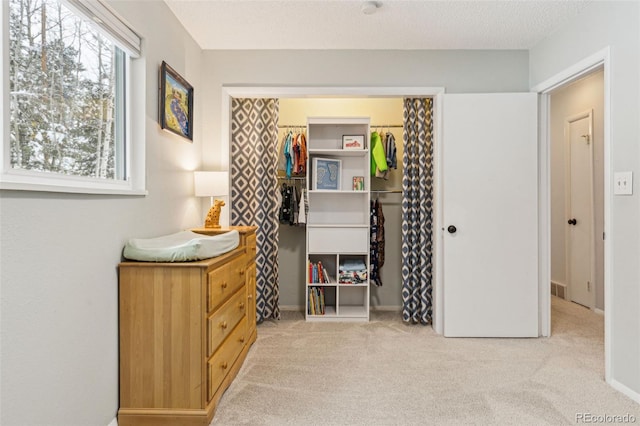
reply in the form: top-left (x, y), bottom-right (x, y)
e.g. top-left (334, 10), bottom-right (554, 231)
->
top-left (614, 171), bottom-right (633, 195)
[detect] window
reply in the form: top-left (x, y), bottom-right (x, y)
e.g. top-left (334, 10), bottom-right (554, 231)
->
top-left (1, 0), bottom-right (144, 194)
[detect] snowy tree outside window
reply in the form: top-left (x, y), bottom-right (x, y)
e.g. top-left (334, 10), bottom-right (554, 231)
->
top-left (8, 0), bottom-right (125, 180)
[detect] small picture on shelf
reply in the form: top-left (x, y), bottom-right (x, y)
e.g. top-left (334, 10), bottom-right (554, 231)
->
top-left (342, 135), bottom-right (365, 150)
top-left (352, 176), bottom-right (365, 191)
top-left (313, 157), bottom-right (341, 190)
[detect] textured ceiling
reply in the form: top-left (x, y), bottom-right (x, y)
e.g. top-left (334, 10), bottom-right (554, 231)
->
top-left (163, 0), bottom-right (590, 50)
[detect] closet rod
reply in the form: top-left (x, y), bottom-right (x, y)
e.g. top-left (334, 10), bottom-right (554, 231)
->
top-left (278, 124), bottom-right (404, 129)
top-left (371, 190), bottom-right (402, 194)
top-left (277, 175), bottom-right (306, 180)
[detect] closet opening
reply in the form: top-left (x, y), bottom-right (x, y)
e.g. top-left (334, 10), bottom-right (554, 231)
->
top-left (222, 88), bottom-right (444, 331)
top-left (276, 98), bottom-right (405, 315)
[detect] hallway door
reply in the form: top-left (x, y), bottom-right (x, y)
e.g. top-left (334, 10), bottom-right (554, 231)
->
top-left (566, 111), bottom-right (595, 308)
top-left (442, 93), bottom-right (539, 337)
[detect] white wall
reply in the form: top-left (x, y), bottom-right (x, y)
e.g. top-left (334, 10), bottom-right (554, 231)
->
top-left (0, 2), bottom-right (204, 425)
top-left (201, 49), bottom-right (530, 169)
top-left (550, 70), bottom-right (605, 310)
top-left (530, 1), bottom-right (640, 397)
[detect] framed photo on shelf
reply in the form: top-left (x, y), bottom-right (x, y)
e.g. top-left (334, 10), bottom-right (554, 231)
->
top-left (159, 61), bottom-right (194, 141)
top-left (313, 157), bottom-right (341, 190)
top-left (352, 176), bottom-right (364, 191)
top-left (342, 135), bottom-right (365, 150)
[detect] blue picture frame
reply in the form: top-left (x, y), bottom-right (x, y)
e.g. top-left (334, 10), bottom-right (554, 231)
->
top-left (313, 157), bottom-right (341, 190)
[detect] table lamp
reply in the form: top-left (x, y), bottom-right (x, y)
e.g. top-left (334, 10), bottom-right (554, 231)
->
top-left (194, 171), bottom-right (229, 228)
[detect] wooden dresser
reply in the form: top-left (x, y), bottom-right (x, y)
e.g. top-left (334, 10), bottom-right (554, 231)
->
top-left (118, 226), bottom-right (257, 426)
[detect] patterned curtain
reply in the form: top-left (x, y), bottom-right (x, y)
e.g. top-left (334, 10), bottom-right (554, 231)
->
top-left (401, 98), bottom-right (434, 324)
top-left (230, 98), bottom-right (280, 322)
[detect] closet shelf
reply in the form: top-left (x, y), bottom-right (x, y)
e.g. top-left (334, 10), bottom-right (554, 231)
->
top-left (305, 117), bottom-right (370, 322)
top-left (307, 224), bottom-right (369, 228)
top-left (308, 149), bottom-right (369, 157)
top-left (309, 190), bottom-right (368, 194)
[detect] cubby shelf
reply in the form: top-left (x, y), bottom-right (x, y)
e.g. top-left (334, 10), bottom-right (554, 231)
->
top-left (305, 117), bottom-right (370, 322)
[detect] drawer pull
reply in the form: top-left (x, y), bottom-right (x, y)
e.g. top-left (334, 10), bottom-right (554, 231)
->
top-left (239, 268), bottom-right (246, 276)
top-left (221, 361), bottom-right (228, 370)
top-left (239, 336), bottom-right (246, 343)
top-left (238, 302), bottom-right (245, 310)
top-left (248, 294), bottom-right (253, 300)
top-left (220, 321), bottom-right (228, 329)
top-left (221, 282), bottom-right (228, 289)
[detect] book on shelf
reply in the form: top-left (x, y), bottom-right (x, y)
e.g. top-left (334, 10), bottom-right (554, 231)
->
top-left (308, 261), bottom-right (334, 284)
top-left (308, 286), bottom-right (326, 315)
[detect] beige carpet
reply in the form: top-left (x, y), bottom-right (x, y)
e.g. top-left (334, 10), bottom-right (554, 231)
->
top-left (212, 296), bottom-right (639, 425)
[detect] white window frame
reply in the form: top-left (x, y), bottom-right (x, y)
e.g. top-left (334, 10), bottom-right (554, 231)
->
top-left (0, 0), bottom-right (146, 195)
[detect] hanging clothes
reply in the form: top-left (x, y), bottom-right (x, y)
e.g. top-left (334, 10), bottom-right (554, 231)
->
top-left (277, 128), bottom-right (308, 178)
top-left (279, 183), bottom-right (293, 223)
top-left (370, 131), bottom-right (388, 177)
top-left (370, 199), bottom-right (385, 287)
top-left (277, 130), bottom-right (292, 175)
top-left (296, 132), bottom-right (307, 174)
top-left (290, 183), bottom-right (299, 226)
top-left (298, 188), bottom-right (307, 225)
top-left (380, 132), bottom-right (398, 180)
top-left (376, 199), bottom-right (385, 271)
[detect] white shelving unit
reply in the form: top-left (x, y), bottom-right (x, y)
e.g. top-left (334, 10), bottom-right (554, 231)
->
top-left (305, 117), bottom-right (370, 321)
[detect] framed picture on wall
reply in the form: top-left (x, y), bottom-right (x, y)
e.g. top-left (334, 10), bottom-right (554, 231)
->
top-left (342, 135), bottom-right (365, 150)
top-left (159, 61), bottom-right (194, 141)
top-left (313, 157), bottom-right (342, 190)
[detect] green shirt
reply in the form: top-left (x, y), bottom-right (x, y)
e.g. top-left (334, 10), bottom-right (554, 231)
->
top-left (370, 131), bottom-right (388, 176)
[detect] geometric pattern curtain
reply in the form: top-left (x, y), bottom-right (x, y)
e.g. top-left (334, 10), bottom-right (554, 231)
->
top-left (230, 98), bottom-right (280, 322)
top-left (401, 98), bottom-right (434, 325)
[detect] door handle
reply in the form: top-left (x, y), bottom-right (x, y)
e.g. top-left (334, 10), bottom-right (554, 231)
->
top-left (567, 218), bottom-right (577, 225)
top-left (447, 225), bottom-right (457, 234)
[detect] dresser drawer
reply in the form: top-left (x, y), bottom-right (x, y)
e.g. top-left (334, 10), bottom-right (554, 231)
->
top-left (207, 317), bottom-right (247, 402)
top-left (207, 287), bottom-right (246, 357)
top-left (207, 255), bottom-right (245, 312)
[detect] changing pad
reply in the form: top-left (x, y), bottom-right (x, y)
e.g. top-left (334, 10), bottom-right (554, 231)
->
top-left (123, 230), bottom-right (240, 262)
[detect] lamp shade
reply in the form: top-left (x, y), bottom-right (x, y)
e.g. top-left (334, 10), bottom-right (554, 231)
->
top-left (194, 171), bottom-right (229, 197)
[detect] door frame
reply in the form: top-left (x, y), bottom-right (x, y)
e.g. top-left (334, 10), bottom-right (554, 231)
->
top-left (221, 86), bottom-right (446, 333)
top-left (532, 47), bottom-right (611, 382)
top-left (564, 109), bottom-right (596, 309)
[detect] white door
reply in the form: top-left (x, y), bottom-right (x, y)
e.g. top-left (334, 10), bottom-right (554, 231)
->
top-left (442, 93), bottom-right (538, 337)
top-left (566, 112), bottom-right (594, 308)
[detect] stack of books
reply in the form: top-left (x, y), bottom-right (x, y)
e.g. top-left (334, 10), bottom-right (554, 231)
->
top-left (308, 286), bottom-right (325, 315)
top-left (308, 261), bottom-right (333, 284)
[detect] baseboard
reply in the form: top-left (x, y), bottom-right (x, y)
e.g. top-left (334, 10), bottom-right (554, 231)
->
top-left (279, 305), bottom-right (402, 312)
top-left (108, 417), bottom-right (118, 426)
top-left (279, 305), bottom-right (303, 311)
top-left (609, 378), bottom-right (640, 404)
top-left (594, 308), bottom-right (605, 316)
top-left (550, 280), bottom-right (567, 299)
top-left (370, 305), bottom-right (402, 311)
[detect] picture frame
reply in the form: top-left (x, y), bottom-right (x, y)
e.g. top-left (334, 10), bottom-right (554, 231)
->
top-left (313, 157), bottom-right (342, 190)
top-left (352, 176), bottom-right (364, 191)
top-left (159, 61), bottom-right (194, 141)
top-left (342, 135), bottom-right (365, 150)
